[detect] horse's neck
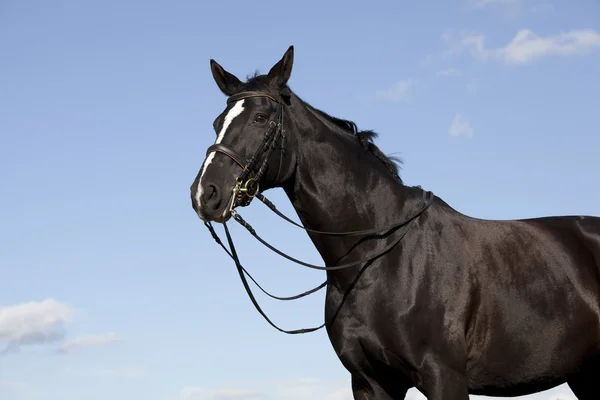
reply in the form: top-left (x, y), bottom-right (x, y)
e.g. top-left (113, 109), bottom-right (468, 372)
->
top-left (287, 153), bottom-right (406, 235)
top-left (282, 105), bottom-right (416, 280)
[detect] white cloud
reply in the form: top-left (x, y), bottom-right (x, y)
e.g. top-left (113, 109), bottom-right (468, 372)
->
top-left (57, 332), bottom-right (121, 354)
top-left (0, 298), bottom-right (74, 354)
top-left (500, 29), bottom-right (600, 64)
top-left (375, 79), bottom-right (417, 102)
top-left (436, 68), bottom-right (462, 77)
top-left (447, 29), bottom-right (600, 65)
top-left (449, 113), bottom-right (474, 138)
top-left (0, 299), bottom-right (120, 356)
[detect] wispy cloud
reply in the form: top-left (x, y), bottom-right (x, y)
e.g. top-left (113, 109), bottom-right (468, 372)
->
top-left (57, 332), bottom-right (121, 354)
top-left (500, 29), bottom-right (600, 64)
top-left (436, 68), bottom-right (462, 77)
top-left (443, 28), bottom-right (600, 65)
top-left (375, 79), bottom-right (418, 102)
top-left (0, 298), bottom-right (75, 355)
top-left (0, 299), bottom-right (119, 356)
top-left (449, 113), bottom-right (474, 138)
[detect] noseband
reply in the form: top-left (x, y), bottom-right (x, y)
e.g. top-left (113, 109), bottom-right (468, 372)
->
top-left (205, 91), bottom-right (285, 216)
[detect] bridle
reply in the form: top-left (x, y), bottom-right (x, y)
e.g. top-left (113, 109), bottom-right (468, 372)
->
top-left (205, 91), bottom-right (285, 218)
top-left (202, 90), bottom-right (435, 335)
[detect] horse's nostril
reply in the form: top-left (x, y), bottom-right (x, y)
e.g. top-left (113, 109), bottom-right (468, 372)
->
top-left (207, 185), bottom-right (217, 199)
top-left (202, 183), bottom-right (222, 211)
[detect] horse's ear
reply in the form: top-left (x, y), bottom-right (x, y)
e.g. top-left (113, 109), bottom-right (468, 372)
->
top-left (268, 45), bottom-right (294, 89)
top-left (210, 59), bottom-right (242, 96)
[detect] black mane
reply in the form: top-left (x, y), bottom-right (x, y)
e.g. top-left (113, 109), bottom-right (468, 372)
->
top-left (239, 73), bottom-right (403, 183)
top-left (303, 105), bottom-right (403, 184)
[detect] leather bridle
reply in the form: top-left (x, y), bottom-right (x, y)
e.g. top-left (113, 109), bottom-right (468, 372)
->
top-left (202, 90), bottom-right (435, 335)
top-left (205, 91), bottom-right (285, 217)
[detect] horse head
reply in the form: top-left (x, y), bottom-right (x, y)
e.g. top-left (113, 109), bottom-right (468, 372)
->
top-left (191, 46), bottom-right (296, 223)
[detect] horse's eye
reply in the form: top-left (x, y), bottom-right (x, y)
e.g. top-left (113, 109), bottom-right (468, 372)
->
top-left (254, 114), bottom-right (267, 123)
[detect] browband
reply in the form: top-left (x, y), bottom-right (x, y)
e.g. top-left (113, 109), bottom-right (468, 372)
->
top-left (227, 91), bottom-right (278, 104)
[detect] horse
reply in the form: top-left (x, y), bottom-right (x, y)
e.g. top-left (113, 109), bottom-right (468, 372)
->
top-left (190, 45), bottom-right (600, 400)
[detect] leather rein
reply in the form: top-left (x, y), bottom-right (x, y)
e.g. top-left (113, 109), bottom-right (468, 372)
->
top-left (203, 91), bottom-right (435, 334)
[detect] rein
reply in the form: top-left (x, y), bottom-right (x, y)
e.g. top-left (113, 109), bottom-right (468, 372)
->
top-left (232, 190), bottom-right (434, 271)
top-left (203, 90), bottom-right (435, 334)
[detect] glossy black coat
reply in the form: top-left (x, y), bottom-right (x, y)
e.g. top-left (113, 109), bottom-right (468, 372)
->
top-left (190, 46), bottom-right (600, 400)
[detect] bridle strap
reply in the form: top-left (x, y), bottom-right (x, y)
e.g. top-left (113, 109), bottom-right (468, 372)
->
top-left (231, 190), bottom-right (434, 271)
top-left (227, 91), bottom-right (278, 104)
top-left (256, 192), bottom-right (435, 236)
top-left (204, 221), bottom-right (327, 302)
top-left (224, 221), bottom-right (325, 334)
top-left (206, 143), bottom-right (248, 169)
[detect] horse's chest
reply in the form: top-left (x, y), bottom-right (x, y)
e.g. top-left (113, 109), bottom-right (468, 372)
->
top-left (324, 282), bottom-right (417, 372)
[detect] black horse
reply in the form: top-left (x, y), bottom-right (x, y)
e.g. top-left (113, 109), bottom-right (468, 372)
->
top-left (190, 46), bottom-right (600, 400)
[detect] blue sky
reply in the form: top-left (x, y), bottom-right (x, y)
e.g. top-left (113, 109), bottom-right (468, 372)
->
top-left (1, 0), bottom-right (599, 399)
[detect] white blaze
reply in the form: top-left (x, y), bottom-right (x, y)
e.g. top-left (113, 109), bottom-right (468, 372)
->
top-left (195, 100), bottom-right (245, 208)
